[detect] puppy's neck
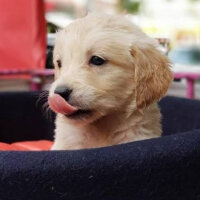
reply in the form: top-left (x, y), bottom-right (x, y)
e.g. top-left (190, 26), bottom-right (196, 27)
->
top-left (91, 110), bottom-right (140, 135)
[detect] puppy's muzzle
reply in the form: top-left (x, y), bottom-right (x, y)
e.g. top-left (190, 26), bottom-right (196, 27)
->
top-left (54, 86), bottom-right (72, 102)
top-left (50, 86), bottom-right (92, 119)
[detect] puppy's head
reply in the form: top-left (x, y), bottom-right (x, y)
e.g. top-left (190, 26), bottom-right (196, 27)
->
top-left (48, 14), bottom-right (173, 124)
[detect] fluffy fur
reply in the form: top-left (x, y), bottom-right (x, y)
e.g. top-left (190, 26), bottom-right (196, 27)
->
top-left (49, 13), bottom-right (173, 150)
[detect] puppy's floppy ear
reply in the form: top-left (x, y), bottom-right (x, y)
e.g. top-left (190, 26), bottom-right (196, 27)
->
top-left (131, 43), bottom-right (173, 109)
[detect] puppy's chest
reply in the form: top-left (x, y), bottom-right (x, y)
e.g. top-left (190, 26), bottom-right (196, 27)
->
top-left (55, 121), bottom-right (119, 148)
top-left (56, 122), bottom-right (150, 149)
top-left (55, 108), bottom-right (161, 149)
top-left (82, 119), bottom-right (161, 146)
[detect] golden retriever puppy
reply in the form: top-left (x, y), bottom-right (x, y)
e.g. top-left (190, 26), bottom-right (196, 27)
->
top-left (48, 13), bottom-right (173, 150)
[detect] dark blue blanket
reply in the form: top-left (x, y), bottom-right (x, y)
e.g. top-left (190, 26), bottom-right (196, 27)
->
top-left (0, 92), bottom-right (200, 200)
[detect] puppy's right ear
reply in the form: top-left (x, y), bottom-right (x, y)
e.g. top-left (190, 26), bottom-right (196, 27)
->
top-left (131, 43), bottom-right (173, 109)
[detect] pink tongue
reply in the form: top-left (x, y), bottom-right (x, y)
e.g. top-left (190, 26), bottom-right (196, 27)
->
top-left (48, 94), bottom-right (78, 115)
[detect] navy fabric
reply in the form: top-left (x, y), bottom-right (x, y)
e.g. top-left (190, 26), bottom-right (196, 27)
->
top-left (0, 131), bottom-right (200, 200)
top-left (0, 92), bottom-right (200, 200)
top-left (0, 91), bottom-right (54, 143)
top-left (159, 96), bottom-right (200, 135)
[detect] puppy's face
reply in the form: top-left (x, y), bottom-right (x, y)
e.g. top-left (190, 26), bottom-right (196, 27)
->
top-left (49, 14), bottom-right (173, 124)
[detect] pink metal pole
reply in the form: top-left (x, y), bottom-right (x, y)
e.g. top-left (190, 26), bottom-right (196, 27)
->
top-left (30, 76), bottom-right (42, 91)
top-left (186, 78), bottom-right (195, 99)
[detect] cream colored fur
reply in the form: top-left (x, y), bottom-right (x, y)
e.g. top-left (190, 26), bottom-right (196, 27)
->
top-left (49, 13), bottom-right (173, 150)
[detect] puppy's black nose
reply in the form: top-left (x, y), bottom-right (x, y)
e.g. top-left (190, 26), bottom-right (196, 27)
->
top-left (54, 86), bottom-right (72, 101)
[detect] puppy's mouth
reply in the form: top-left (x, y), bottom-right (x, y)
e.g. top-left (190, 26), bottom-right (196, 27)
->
top-left (67, 109), bottom-right (92, 119)
top-left (48, 94), bottom-right (92, 119)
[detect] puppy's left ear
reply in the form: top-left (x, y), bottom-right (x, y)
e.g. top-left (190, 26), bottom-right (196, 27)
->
top-left (131, 43), bottom-right (173, 109)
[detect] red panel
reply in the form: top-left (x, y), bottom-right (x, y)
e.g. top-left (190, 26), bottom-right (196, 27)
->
top-left (0, 140), bottom-right (53, 151)
top-left (0, 0), bottom-right (46, 72)
top-left (0, 142), bottom-right (15, 150)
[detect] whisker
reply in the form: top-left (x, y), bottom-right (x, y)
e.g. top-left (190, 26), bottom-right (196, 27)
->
top-left (36, 90), bottom-right (55, 121)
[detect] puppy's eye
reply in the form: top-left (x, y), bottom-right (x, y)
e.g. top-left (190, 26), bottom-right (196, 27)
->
top-left (89, 56), bottom-right (106, 66)
top-left (56, 60), bottom-right (62, 68)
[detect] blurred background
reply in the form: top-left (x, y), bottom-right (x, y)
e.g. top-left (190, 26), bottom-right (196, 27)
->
top-left (0, 0), bottom-right (200, 99)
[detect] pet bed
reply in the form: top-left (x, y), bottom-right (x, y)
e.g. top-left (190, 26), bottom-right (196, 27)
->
top-left (0, 91), bottom-right (200, 200)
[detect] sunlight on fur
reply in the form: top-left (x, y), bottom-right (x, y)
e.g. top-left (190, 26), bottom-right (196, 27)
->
top-left (48, 13), bottom-right (173, 150)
